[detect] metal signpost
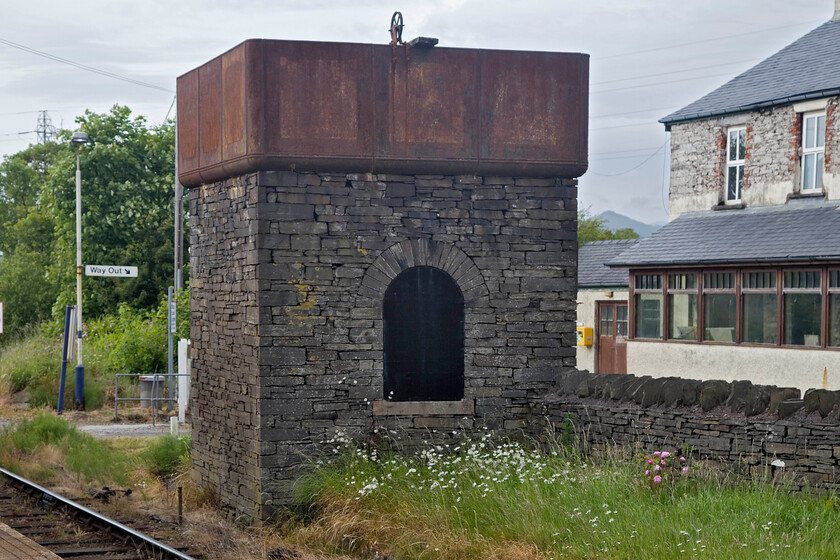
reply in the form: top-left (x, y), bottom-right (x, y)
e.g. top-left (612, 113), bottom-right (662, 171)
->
top-left (77, 264), bottom-right (136, 410)
top-left (72, 131), bottom-right (88, 410)
top-left (168, 286), bottom-right (176, 410)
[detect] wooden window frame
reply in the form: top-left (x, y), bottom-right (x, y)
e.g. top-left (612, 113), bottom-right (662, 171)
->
top-left (628, 265), bottom-right (839, 351)
top-left (782, 269), bottom-right (823, 347)
top-left (829, 269), bottom-right (840, 348)
top-left (701, 270), bottom-right (738, 343)
top-left (666, 271), bottom-right (699, 341)
top-left (630, 272), bottom-right (664, 340)
top-left (741, 269), bottom-right (780, 345)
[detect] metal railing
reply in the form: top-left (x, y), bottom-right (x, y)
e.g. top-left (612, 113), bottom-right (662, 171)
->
top-left (114, 373), bottom-right (189, 421)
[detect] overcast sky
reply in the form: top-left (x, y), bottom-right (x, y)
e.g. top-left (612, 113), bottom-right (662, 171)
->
top-left (0, 0), bottom-right (834, 224)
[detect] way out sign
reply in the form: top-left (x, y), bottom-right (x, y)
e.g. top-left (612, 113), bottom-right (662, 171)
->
top-left (85, 265), bottom-right (138, 278)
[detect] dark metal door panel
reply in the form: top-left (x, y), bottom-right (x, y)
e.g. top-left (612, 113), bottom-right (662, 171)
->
top-left (384, 266), bottom-right (464, 401)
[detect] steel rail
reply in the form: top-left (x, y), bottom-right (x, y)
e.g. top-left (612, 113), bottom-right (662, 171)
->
top-left (0, 466), bottom-right (196, 560)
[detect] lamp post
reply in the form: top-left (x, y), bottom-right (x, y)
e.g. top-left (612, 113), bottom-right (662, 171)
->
top-left (71, 130), bottom-right (89, 410)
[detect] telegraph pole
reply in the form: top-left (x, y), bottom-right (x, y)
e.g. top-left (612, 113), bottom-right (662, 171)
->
top-left (174, 117), bottom-right (184, 291)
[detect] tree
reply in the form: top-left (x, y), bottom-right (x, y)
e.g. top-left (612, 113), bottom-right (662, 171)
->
top-left (45, 106), bottom-right (179, 318)
top-left (577, 209), bottom-right (639, 247)
top-left (0, 142), bottom-right (60, 256)
top-left (0, 105), bottom-right (184, 336)
top-left (0, 143), bottom-right (63, 336)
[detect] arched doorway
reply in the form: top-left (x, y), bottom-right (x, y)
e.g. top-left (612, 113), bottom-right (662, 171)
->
top-left (383, 266), bottom-right (464, 401)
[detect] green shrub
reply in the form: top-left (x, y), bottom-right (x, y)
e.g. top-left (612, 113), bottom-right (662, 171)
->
top-left (8, 413), bottom-right (77, 452)
top-left (1, 288), bottom-right (189, 410)
top-left (142, 434), bottom-right (191, 478)
top-left (86, 303), bottom-right (166, 374)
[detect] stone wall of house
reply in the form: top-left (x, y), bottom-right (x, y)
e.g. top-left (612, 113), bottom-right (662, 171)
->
top-left (188, 175), bottom-right (262, 519)
top-left (530, 371), bottom-right (840, 491)
top-left (668, 96), bottom-right (840, 220)
top-left (668, 117), bottom-right (727, 219)
top-left (189, 169), bottom-right (579, 520)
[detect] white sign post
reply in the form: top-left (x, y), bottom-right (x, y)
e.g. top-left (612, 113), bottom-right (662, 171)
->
top-left (85, 265), bottom-right (138, 278)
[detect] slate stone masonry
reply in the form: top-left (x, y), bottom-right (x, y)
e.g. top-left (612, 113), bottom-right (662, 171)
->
top-left (188, 170), bottom-right (578, 520)
top-left (532, 371), bottom-right (840, 492)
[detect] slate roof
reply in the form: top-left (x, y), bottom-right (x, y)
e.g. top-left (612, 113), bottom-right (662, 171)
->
top-left (608, 200), bottom-right (840, 267)
top-left (578, 239), bottom-right (639, 287)
top-left (661, 18), bottom-right (840, 128)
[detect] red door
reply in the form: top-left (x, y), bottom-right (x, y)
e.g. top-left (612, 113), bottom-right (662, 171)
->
top-left (597, 302), bottom-right (628, 374)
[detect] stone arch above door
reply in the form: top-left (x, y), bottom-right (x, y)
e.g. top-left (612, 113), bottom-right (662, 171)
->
top-left (358, 239), bottom-right (489, 308)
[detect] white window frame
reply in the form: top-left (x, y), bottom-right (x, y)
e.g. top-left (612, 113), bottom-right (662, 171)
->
top-left (801, 111), bottom-right (825, 192)
top-left (726, 126), bottom-right (746, 202)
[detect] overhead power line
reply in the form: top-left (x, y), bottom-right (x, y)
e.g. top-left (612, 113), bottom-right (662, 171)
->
top-left (598, 19), bottom-right (821, 60)
top-left (0, 36), bottom-right (174, 93)
top-left (592, 70), bottom-right (746, 95)
top-left (586, 142), bottom-right (667, 177)
top-left (591, 57), bottom-right (763, 87)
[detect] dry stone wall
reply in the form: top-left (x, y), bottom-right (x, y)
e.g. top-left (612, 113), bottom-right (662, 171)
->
top-left (532, 371), bottom-right (840, 491)
top-left (188, 170), bottom-right (579, 520)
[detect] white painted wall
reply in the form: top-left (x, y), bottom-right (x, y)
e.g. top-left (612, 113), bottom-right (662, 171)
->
top-left (576, 288), bottom-right (629, 373)
top-left (627, 340), bottom-right (840, 394)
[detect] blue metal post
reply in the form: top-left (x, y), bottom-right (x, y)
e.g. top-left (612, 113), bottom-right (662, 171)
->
top-left (74, 365), bottom-right (85, 410)
top-left (58, 305), bottom-right (73, 414)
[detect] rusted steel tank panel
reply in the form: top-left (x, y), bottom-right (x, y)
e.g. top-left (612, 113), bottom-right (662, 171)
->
top-left (177, 39), bottom-right (588, 186)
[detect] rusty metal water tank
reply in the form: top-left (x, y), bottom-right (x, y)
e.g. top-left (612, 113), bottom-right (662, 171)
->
top-left (176, 39), bottom-right (588, 186)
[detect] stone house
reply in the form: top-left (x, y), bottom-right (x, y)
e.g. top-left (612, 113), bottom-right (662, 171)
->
top-left (609, 6), bottom-right (840, 393)
top-left (177, 38), bottom-right (588, 519)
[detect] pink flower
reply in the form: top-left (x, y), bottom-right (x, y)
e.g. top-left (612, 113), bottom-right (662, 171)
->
top-left (680, 457), bottom-right (686, 462)
top-left (653, 451), bottom-right (661, 457)
top-left (653, 475), bottom-right (662, 483)
top-left (645, 470), bottom-right (650, 477)
top-left (654, 465), bottom-right (662, 472)
top-left (682, 466), bottom-right (689, 475)
top-left (661, 459), bottom-right (667, 466)
top-left (661, 452), bottom-right (671, 459)
top-left (647, 458), bottom-right (653, 464)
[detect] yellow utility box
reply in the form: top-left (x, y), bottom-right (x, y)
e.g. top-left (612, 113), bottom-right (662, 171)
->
top-left (576, 326), bottom-right (593, 346)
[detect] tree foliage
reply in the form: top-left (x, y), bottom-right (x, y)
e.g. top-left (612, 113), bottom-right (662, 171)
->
top-left (577, 209), bottom-right (639, 247)
top-left (0, 106), bottom-right (184, 337)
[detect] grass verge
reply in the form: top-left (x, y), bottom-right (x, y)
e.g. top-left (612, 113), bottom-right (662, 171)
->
top-left (0, 413), bottom-right (132, 485)
top-left (290, 432), bottom-right (840, 559)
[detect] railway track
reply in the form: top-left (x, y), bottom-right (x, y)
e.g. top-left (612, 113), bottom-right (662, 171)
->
top-left (0, 467), bottom-right (199, 560)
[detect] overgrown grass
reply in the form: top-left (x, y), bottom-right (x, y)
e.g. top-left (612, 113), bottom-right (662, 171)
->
top-left (0, 414), bottom-right (195, 493)
top-left (0, 327), bottom-right (61, 394)
top-left (0, 413), bottom-right (131, 485)
top-left (292, 432), bottom-right (840, 559)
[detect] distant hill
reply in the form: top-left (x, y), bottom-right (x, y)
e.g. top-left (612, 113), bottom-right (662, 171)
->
top-left (598, 211), bottom-right (663, 238)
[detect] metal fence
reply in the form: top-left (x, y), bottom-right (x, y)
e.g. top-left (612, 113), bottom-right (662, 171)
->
top-left (114, 373), bottom-right (189, 421)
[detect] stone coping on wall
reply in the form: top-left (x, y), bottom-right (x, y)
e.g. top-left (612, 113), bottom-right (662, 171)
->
top-left (561, 370), bottom-right (840, 419)
top-left (372, 398), bottom-right (475, 417)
